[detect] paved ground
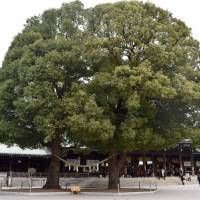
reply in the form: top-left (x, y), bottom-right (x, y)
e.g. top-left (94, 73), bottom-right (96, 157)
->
top-left (0, 184), bottom-right (200, 200)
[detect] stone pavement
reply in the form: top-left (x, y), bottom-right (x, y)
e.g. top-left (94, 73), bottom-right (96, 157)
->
top-left (0, 184), bottom-right (200, 200)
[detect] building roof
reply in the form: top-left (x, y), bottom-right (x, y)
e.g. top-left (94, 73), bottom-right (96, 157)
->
top-left (0, 144), bottom-right (51, 157)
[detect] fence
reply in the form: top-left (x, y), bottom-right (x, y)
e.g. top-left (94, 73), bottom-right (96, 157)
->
top-left (0, 172), bottom-right (158, 191)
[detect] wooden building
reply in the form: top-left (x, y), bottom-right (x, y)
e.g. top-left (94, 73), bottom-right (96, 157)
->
top-left (0, 139), bottom-right (200, 177)
top-left (0, 144), bottom-right (50, 174)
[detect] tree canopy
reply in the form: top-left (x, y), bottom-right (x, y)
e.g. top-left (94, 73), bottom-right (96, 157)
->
top-left (0, 0), bottom-right (200, 189)
top-left (0, 0), bottom-right (88, 148)
top-left (65, 1), bottom-right (200, 152)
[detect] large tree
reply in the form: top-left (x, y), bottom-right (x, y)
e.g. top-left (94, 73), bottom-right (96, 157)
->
top-left (0, 1), bottom-right (89, 188)
top-left (0, 0), bottom-right (200, 190)
top-left (64, 1), bottom-right (200, 189)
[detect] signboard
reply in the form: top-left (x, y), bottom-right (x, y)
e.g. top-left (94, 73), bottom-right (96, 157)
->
top-left (67, 159), bottom-right (80, 165)
top-left (184, 161), bottom-right (191, 167)
top-left (66, 159), bottom-right (80, 172)
top-left (196, 161), bottom-right (200, 166)
top-left (182, 143), bottom-right (192, 148)
top-left (86, 160), bottom-right (99, 165)
top-left (172, 159), bottom-right (179, 163)
top-left (28, 168), bottom-right (36, 174)
top-left (139, 161), bottom-right (143, 165)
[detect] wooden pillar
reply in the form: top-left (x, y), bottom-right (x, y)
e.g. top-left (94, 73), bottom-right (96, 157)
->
top-left (45, 157), bottom-right (49, 175)
top-left (27, 157), bottom-right (31, 171)
top-left (8, 156), bottom-right (13, 187)
top-left (133, 157), bottom-right (138, 177)
top-left (191, 152), bottom-right (195, 175)
top-left (142, 153), bottom-right (147, 176)
top-left (162, 151), bottom-right (167, 169)
top-left (152, 156), bottom-right (157, 177)
top-left (9, 156), bottom-right (13, 172)
top-left (193, 156), bottom-right (198, 175)
top-left (142, 154), bottom-right (146, 171)
top-left (179, 149), bottom-right (183, 170)
top-left (168, 156), bottom-right (172, 172)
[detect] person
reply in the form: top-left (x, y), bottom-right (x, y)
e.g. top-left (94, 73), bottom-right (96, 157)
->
top-left (6, 172), bottom-right (9, 187)
top-left (197, 172), bottom-right (200, 185)
top-left (157, 168), bottom-right (161, 179)
top-left (179, 168), bottom-right (185, 185)
top-left (161, 168), bottom-right (166, 180)
top-left (171, 168), bottom-right (175, 176)
top-left (185, 172), bottom-right (191, 182)
top-left (127, 165), bottom-right (133, 178)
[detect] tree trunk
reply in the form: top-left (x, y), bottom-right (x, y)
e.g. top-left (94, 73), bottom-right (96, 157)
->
top-left (44, 139), bottom-right (61, 189)
top-left (108, 153), bottom-right (120, 190)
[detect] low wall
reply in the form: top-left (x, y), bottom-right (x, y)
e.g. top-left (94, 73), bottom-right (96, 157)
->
top-left (0, 176), bottom-right (198, 189)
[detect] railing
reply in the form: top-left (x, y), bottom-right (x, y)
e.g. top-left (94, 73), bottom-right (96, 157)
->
top-left (0, 176), bottom-right (158, 192)
top-left (0, 172), bottom-right (101, 178)
top-left (10, 172), bottom-right (47, 178)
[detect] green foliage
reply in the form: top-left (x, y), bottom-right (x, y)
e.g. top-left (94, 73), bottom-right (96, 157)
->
top-left (66, 1), bottom-right (200, 152)
top-left (0, 0), bottom-right (200, 154)
top-left (0, 1), bottom-right (87, 148)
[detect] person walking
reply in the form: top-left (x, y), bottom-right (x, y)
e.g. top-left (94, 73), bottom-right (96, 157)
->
top-left (157, 168), bottom-right (161, 179)
top-left (161, 168), bottom-right (166, 180)
top-left (197, 172), bottom-right (200, 185)
top-left (179, 168), bottom-right (185, 185)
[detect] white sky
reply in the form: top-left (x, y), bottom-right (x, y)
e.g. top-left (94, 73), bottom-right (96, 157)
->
top-left (0, 0), bottom-right (200, 66)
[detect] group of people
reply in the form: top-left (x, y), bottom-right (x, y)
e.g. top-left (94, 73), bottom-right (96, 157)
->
top-left (179, 168), bottom-right (200, 185)
top-left (157, 167), bottom-right (184, 179)
top-left (123, 164), bottom-right (200, 186)
top-left (157, 168), bottom-right (167, 179)
top-left (127, 166), bottom-right (153, 177)
top-left (126, 165), bottom-right (183, 178)
top-left (198, 172), bottom-right (200, 185)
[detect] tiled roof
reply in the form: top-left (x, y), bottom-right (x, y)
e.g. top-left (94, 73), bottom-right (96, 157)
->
top-left (0, 144), bottom-right (51, 156)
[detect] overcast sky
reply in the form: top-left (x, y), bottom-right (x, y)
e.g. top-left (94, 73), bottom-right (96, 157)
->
top-left (0, 0), bottom-right (200, 66)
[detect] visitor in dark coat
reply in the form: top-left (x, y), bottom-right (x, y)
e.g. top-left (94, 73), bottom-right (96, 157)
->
top-left (179, 168), bottom-right (184, 185)
top-left (197, 173), bottom-right (200, 185)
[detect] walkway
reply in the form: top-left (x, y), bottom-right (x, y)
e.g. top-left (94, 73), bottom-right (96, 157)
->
top-left (0, 184), bottom-right (200, 200)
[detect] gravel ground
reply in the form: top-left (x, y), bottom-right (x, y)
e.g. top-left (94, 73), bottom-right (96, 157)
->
top-left (0, 184), bottom-right (200, 200)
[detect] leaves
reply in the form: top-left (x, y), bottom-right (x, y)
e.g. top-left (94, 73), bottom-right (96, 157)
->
top-left (0, 0), bottom-right (199, 154)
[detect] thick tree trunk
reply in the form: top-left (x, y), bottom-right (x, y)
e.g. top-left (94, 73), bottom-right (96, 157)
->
top-left (108, 153), bottom-right (120, 190)
top-left (108, 153), bottom-right (127, 189)
top-left (44, 139), bottom-right (61, 189)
